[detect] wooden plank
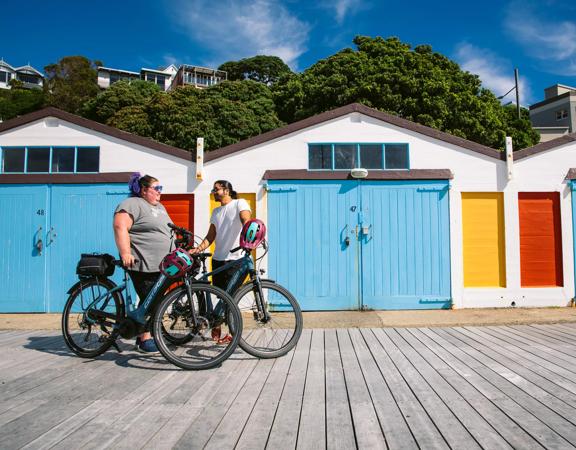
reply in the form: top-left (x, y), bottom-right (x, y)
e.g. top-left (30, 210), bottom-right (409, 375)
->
top-left (337, 329), bottom-right (387, 448)
top-left (404, 328), bottom-right (543, 450)
top-left (480, 326), bottom-right (576, 372)
top-left (348, 329), bottom-right (418, 449)
top-left (505, 325), bottom-right (576, 355)
top-left (387, 328), bottom-right (510, 449)
top-left (419, 327), bottom-right (573, 448)
top-left (437, 327), bottom-right (576, 445)
top-left (375, 328), bottom-right (481, 449)
top-left (265, 329), bottom-right (312, 449)
top-left (361, 329), bottom-right (448, 450)
top-left (235, 346), bottom-right (295, 450)
top-left (462, 326), bottom-right (576, 397)
top-left (529, 324), bottom-right (576, 343)
top-left (296, 329), bottom-right (327, 450)
top-left (324, 328), bottom-right (356, 450)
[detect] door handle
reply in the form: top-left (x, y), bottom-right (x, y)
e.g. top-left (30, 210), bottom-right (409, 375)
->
top-left (48, 227), bottom-right (56, 244)
top-left (344, 236), bottom-right (350, 247)
top-left (35, 227), bottom-right (43, 255)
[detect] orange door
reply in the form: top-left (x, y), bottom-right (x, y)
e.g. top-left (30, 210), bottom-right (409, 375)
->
top-left (518, 192), bottom-right (563, 287)
top-left (162, 194), bottom-right (194, 232)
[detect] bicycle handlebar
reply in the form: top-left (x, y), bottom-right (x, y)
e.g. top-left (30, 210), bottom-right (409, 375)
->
top-left (168, 223), bottom-right (193, 236)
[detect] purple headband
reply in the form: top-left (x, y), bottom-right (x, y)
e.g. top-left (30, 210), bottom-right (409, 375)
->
top-left (128, 172), bottom-right (142, 195)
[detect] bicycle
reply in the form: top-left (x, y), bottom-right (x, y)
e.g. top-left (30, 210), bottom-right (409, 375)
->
top-left (61, 253), bottom-right (242, 370)
top-left (169, 223), bottom-right (303, 359)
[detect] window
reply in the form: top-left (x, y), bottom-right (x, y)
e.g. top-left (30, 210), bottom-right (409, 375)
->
top-left (385, 144), bottom-right (409, 169)
top-left (359, 144), bottom-right (383, 169)
top-left (27, 147), bottom-right (50, 172)
top-left (308, 143), bottom-right (409, 171)
top-left (0, 146), bottom-right (99, 173)
top-left (76, 147), bottom-right (100, 172)
top-left (0, 71), bottom-right (11, 83)
top-left (52, 147), bottom-right (75, 172)
top-left (556, 109), bottom-right (568, 120)
top-left (145, 73), bottom-right (166, 88)
top-left (110, 73), bottom-right (136, 85)
top-left (17, 73), bottom-right (40, 84)
top-left (309, 144), bottom-right (332, 169)
top-left (2, 147), bottom-right (25, 172)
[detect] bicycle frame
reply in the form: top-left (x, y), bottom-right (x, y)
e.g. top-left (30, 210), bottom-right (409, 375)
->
top-left (80, 269), bottom-right (169, 326)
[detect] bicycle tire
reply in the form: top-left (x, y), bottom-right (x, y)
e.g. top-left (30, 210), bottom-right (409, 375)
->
top-left (152, 284), bottom-right (242, 370)
top-left (234, 280), bottom-right (302, 359)
top-left (62, 277), bottom-right (123, 358)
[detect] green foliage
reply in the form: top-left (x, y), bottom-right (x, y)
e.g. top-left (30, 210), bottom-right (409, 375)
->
top-left (44, 56), bottom-right (101, 114)
top-left (91, 80), bottom-right (283, 152)
top-left (219, 55), bottom-right (293, 85)
top-left (0, 88), bottom-right (45, 121)
top-left (273, 36), bottom-right (539, 150)
top-left (82, 80), bottom-right (161, 123)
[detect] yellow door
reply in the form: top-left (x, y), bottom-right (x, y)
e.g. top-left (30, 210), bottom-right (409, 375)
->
top-left (462, 193), bottom-right (506, 287)
top-left (209, 193), bottom-right (256, 269)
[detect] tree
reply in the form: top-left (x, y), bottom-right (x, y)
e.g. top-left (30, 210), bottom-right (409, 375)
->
top-left (44, 56), bottom-right (101, 114)
top-left (82, 80), bottom-right (161, 124)
top-left (0, 87), bottom-right (45, 121)
top-left (104, 80), bottom-right (283, 152)
top-left (219, 55), bottom-right (292, 85)
top-left (273, 36), bottom-right (539, 150)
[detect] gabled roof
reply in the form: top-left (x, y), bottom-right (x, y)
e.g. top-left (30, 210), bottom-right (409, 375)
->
top-left (0, 59), bottom-right (15, 71)
top-left (14, 65), bottom-right (43, 76)
top-left (514, 132), bottom-right (576, 160)
top-left (205, 103), bottom-right (505, 163)
top-left (0, 107), bottom-right (193, 162)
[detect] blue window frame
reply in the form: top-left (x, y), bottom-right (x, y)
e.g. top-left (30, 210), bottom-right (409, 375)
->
top-left (308, 143), bottom-right (409, 170)
top-left (0, 146), bottom-right (100, 174)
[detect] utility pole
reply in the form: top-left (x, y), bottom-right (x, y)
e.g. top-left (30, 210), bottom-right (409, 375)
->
top-left (514, 68), bottom-right (520, 119)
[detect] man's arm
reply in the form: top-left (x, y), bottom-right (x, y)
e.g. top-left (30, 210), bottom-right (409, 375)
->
top-left (239, 209), bottom-right (252, 225)
top-left (113, 212), bottom-right (135, 267)
top-left (191, 224), bottom-right (217, 254)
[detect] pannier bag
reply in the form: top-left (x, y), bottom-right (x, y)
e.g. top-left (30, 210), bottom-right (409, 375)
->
top-left (76, 253), bottom-right (115, 277)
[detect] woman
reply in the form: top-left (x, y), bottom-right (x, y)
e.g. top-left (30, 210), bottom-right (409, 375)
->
top-left (113, 173), bottom-right (173, 353)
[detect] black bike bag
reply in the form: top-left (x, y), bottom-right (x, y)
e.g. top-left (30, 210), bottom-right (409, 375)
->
top-left (76, 253), bottom-right (115, 277)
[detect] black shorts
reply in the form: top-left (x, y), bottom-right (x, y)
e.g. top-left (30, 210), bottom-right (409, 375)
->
top-left (212, 259), bottom-right (247, 294)
top-left (128, 271), bottom-right (161, 303)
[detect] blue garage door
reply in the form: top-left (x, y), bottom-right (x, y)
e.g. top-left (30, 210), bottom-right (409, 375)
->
top-left (0, 183), bottom-right (128, 312)
top-left (267, 180), bottom-right (451, 310)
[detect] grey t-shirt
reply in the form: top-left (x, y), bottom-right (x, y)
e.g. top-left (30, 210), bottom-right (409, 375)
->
top-left (114, 197), bottom-right (173, 272)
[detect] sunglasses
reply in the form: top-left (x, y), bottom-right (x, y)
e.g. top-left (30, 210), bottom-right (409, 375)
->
top-left (211, 187), bottom-right (223, 193)
top-left (151, 185), bottom-right (163, 193)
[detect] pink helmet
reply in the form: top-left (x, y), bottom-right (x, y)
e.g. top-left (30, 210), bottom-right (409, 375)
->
top-left (240, 219), bottom-right (266, 249)
top-left (159, 248), bottom-right (194, 278)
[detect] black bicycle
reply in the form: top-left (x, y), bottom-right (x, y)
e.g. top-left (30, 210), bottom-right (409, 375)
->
top-left (169, 223), bottom-right (303, 359)
top-left (61, 254), bottom-right (242, 370)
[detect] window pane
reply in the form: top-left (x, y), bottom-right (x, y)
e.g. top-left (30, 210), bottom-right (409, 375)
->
top-left (2, 147), bottom-right (25, 172)
top-left (76, 147), bottom-right (100, 172)
top-left (27, 147), bottom-right (51, 172)
top-left (0, 71), bottom-right (6, 83)
top-left (385, 144), bottom-right (409, 169)
top-left (309, 144), bottom-right (332, 169)
top-left (334, 144), bottom-right (356, 169)
top-left (52, 147), bottom-right (75, 172)
top-left (359, 144), bottom-right (383, 169)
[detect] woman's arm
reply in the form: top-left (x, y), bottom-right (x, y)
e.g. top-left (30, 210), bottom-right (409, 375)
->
top-left (113, 212), bottom-right (135, 267)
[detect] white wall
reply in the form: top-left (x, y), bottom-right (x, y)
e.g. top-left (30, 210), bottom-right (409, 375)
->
top-left (201, 112), bottom-right (576, 309)
top-left (0, 117), bottom-right (194, 194)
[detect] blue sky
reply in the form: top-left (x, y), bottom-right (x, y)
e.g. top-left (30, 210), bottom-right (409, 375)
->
top-left (1, 0), bottom-right (575, 105)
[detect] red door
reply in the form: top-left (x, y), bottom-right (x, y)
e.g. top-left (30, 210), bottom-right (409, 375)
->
top-left (518, 192), bottom-right (563, 287)
top-left (162, 194), bottom-right (194, 233)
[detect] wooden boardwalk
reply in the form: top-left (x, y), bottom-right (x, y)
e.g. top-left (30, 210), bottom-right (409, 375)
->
top-left (2, 324), bottom-right (576, 449)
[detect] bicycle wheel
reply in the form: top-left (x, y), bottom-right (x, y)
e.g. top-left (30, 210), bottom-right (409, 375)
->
top-left (153, 284), bottom-right (242, 370)
top-left (62, 277), bottom-right (123, 358)
top-left (234, 280), bottom-right (302, 358)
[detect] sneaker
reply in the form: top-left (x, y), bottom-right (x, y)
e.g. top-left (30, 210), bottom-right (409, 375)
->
top-left (211, 326), bottom-right (232, 345)
top-left (134, 337), bottom-right (141, 350)
top-left (137, 338), bottom-right (159, 354)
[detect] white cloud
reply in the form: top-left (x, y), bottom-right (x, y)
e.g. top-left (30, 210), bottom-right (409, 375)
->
top-left (504, 4), bottom-right (576, 75)
top-left (454, 42), bottom-right (533, 104)
top-left (334, 0), bottom-right (362, 23)
top-left (170, 0), bottom-right (309, 68)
